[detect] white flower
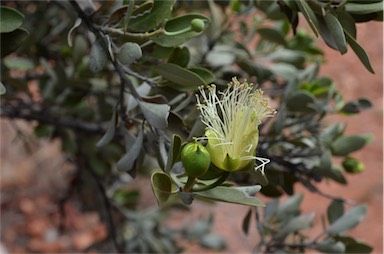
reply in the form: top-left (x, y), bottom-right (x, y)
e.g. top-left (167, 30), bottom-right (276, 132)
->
top-left (196, 77), bottom-right (276, 172)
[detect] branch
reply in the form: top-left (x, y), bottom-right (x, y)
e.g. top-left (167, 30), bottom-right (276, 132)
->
top-left (1, 103), bottom-right (106, 134)
top-left (75, 137), bottom-right (123, 253)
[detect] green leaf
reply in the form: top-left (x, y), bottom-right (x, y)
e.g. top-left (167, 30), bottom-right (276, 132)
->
top-left (319, 150), bottom-right (332, 171)
top-left (276, 193), bottom-right (303, 218)
top-left (337, 12), bottom-right (356, 39)
top-left (345, 242), bottom-right (373, 253)
top-left (89, 37), bottom-right (108, 72)
top-left (151, 170), bottom-right (172, 206)
top-left (96, 108), bottom-right (117, 147)
top-left (326, 205), bottom-right (367, 235)
top-left (165, 134), bottom-right (182, 172)
top-left (257, 27), bottom-right (287, 46)
top-left (235, 185), bottom-right (262, 196)
top-left (316, 239), bottom-right (346, 253)
top-left (116, 127), bottom-right (144, 172)
top-left (357, 98), bottom-right (373, 109)
top-left (242, 208), bottom-right (252, 235)
top-left (286, 91), bottom-right (319, 113)
top-left (269, 63), bottom-right (298, 80)
top-left (237, 59), bottom-right (274, 83)
top-left (296, 0), bottom-right (319, 36)
top-left (187, 216), bottom-right (213, 239)
top-left (345, 2), bottom-right (383, 14)
top-left (116, 42), bottom-right (142, 66)
top-left (277, 213), bottom-right (315, 238)
top-left (320, 123), bottom-right (346, 147)
top-left (206, 45), bottom-right (236, 67)
top-left (268, 49), bottom-right (305, 68)
top-left (153, 13), bottom-right (210, 47)
top-left (0, 6), bottom-right (24, 33)
top-left (344, 30), bottom-right (375, 74)
top-left (0, 27), bottom-right (29, 57)
top-left (188, 67), bottom-right (216, 85)
top-left (138, 101), bottom-right (170, 129)
top-left (318, 15), bottom-right (339, 50)
top-left (113, 188), bottom-right (139, 208)
top-left (331, 135), bottom-right (367, 156)
top-left (324, 12), bottom-right (347, 54)
top-left (128, 0), bottom-right (176, 32)
top-left (328, 200), bottom-right (344, 224)
top-left (340, 98), bottom-right (372, 115)
top-left (3, 57), bottom-right (34, 71)
top-left (195, 186), bottom-right (265, 207)
top-left (0, 82), bottom-right (6, 95)
top-left (126, 82), bottom-right (152, 112)
top-left (168, 47), bottom-right (190, 67)
top-left (153, 63), bottom-right (206, 91)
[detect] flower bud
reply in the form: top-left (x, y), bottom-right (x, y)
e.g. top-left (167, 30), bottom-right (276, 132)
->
top-left (190, 18), bottom-right (205, 33)
top-left (342, 157), bottom-right (365, 173)
top-left (181, 142), bottom-right (211, 178)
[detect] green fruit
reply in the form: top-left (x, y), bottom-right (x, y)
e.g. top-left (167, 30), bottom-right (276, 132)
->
top-left (181, 142), bottom-right (211, 178)
top-left (342, 157), bottom-right (365, 173)
top-left (190, 18), bottom-right (205, 33)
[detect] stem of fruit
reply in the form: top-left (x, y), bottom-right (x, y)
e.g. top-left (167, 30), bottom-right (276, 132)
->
top-left (183, 176), bottom-right (196, 192)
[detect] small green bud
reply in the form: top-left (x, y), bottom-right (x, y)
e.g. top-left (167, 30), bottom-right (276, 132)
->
top-left (342, 157), bottom-right (365, 173)
top-left (190, 18), bottom-right (205, 33)
top-left (181, 142), bottom-right (211, 178)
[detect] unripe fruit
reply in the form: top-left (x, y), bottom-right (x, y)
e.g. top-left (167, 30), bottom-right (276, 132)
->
top-left (342, 157), bottom-right (365, 173)
top-left (190, 18), bottom-right (205, 33)
top-left (181, 142), bottom-right (211, 178)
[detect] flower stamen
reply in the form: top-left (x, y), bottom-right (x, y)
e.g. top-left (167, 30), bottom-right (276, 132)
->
top-left (196, 77), bottom-right (276, 172)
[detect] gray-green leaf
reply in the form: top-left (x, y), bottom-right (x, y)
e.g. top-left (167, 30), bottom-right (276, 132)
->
top-left (296, 0), bottom-right (319, 36)
top-left (277, 213), bottom-right (315, 238)
top-left (326, 205), bottom-right (367, 235)
top-left (327, 199), bottom-right (344, 224)
top-left (153, 63), bottom-right (206, 91)
top-left (128, 0), bottom-right (175, 32)
top-left (196, 186), bottom-right (265, 207)
top-left (116, 127), bottom-right (144, 172)
top-left (315, 239), bottom-right (346, 253)
top-left (324, 12), bottom-right (347, 54)
top-left (138, 101), bottom-right (170, 129)
top-left (96, 109), bottom-right (117, 147)
top-left (331, 135), bottom-right (368, 156)
top-left (344, 30), bottom-right (375, 74)
top-left (89, 37), bottom-right (108, 72)
top-left (0, 82), bottom-right (6, 95)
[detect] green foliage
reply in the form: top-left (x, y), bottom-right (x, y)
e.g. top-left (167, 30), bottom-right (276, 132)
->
top-left (1, 0), bottom-right (380, 253)
top-left (247, 196), bottom-right (371, 253)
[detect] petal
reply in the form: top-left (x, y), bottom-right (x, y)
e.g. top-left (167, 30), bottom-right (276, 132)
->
top-left (222, 153), bottom-right (241, 172)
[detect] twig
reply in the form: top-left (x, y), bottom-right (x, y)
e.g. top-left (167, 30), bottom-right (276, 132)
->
top-left (297, 174), bottom-right (355, 205)
top-left (75, 137), bottom-right (123, 254)
top-left (1, 103), bottom-right (106, 134)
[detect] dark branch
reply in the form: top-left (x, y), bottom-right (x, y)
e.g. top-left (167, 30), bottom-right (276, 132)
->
top-left (1, 103), bottom-right (106, 134)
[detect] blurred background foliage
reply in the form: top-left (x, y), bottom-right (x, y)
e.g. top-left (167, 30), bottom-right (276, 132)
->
top-left (0, 0), bottom-right (382, 253)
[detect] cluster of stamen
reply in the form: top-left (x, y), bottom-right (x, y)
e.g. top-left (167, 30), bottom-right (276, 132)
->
top-left (196, 77), bottom-right (276, 172)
